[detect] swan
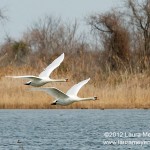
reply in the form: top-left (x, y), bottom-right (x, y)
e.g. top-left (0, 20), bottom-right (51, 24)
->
top-left (6, 53), bottom-right (68, 87)
top-left (31, 78), bottom-right (97, 106)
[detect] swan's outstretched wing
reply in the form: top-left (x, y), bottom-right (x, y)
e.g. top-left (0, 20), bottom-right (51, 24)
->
top-left (39, 53), bottom-right (64, 78)
top-left (30, 87), bottom-right (69, 99)
top-left (6, 75), bottom-right (41, 81)
top-left (66, 78), bottom-right (90, 96)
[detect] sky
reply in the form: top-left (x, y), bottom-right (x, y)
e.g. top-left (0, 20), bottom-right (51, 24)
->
top-left (0, 0), bottom-right (122, 42)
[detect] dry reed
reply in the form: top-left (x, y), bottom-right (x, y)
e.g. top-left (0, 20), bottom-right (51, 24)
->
top-left (0, 66), bottom-right (150, 109)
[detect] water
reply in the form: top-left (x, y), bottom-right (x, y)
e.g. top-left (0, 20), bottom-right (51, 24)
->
top-left (0, 109), bottom-right (150, 150)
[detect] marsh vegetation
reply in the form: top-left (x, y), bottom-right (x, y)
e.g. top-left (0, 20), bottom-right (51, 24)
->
top-left (0, 0), bottom-right (150, 108)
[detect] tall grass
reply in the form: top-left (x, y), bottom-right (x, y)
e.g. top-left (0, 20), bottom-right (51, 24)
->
top-left (0, 66), bottom-right (150, 109)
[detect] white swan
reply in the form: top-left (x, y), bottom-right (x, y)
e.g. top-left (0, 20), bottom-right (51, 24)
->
top-left (6, 53), bottom-right (68, 87)
top-left (31, 78), bottom-right (97, 106)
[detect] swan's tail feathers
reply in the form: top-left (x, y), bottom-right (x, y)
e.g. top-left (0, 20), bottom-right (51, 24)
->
top-left (94, 96), bottom-right (97, 100)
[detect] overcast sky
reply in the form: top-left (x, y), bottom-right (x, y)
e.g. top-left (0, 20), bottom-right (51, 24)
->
top-left (0, 0), bottom-right (122, 42)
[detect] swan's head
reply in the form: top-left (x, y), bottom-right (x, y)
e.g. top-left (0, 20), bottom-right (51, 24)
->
top-left (24, 81), bottom-right (31, 85)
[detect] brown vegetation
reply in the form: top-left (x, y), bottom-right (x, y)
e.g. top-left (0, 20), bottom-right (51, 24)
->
top-left (0, 0), bottom-right (150, 109)
top-left (0, 66), bottom-right (150, 109)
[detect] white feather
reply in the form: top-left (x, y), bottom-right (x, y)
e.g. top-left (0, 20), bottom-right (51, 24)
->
top-left (30, 78), bottom-right (96, 106)
top-left (39, 53), bottom-right (64, 78)
top-left (66, 78), bottom-right (90, 96)
top-left (31, 87), bottom-right (69, 99)
top-left (5, 53), bottom-right (66, 87)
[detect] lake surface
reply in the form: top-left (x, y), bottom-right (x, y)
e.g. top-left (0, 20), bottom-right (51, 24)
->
top-left (0, 109), bottom-right (150, 150)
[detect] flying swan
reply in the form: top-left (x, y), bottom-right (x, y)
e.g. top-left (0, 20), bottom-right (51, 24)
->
top-left (31, 78), bottom-right (97, 106)
top-left (6, 53), bottom-right (68, 87)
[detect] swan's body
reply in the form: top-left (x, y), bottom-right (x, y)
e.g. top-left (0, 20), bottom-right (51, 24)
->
top-left (6, 53), bottom-right (68, 87)
top-left (31, 78), bottom-right (97, 106)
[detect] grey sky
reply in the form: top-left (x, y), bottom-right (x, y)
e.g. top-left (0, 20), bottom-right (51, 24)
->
top-left (0, 0), bottom-right (122, 42)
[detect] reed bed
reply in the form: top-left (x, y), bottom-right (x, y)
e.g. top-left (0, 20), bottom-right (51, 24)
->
top-left (0, 66), bottom-right (150, 109)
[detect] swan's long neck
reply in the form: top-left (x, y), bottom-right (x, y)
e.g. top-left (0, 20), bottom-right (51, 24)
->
top-left (51, 78), bottom-right (68, 82)
top-left (77, 97), bottom-right (96, 102)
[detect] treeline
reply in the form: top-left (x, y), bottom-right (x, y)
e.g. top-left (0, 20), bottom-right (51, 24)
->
top-left (0, 0), bottom-right (150, 86)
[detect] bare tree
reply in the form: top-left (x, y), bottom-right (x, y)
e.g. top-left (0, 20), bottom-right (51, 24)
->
top-left (17, 15), bottom-right (90, 73)
top-left (127, 0), bottom-right (150, 54)
top-left (23, 16), bottom-right (62, 54)
top-left (0, 40), bottom-right (31, 66)
top-left (0, 8), bottom-right (7, 22)
top-left (23, 16), bottom-right (80, 63)
top-left (87, 10), bottom-right (131, 71)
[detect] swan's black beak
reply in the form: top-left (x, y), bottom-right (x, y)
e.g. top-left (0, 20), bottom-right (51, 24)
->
top-left (24, 81), bottom-right (31, 85)
top-left (51, 102), bottom-right (56, 105)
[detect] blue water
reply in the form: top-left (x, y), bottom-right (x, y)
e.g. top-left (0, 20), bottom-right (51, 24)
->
top-left (0, 109), bottom-right (150, 150)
